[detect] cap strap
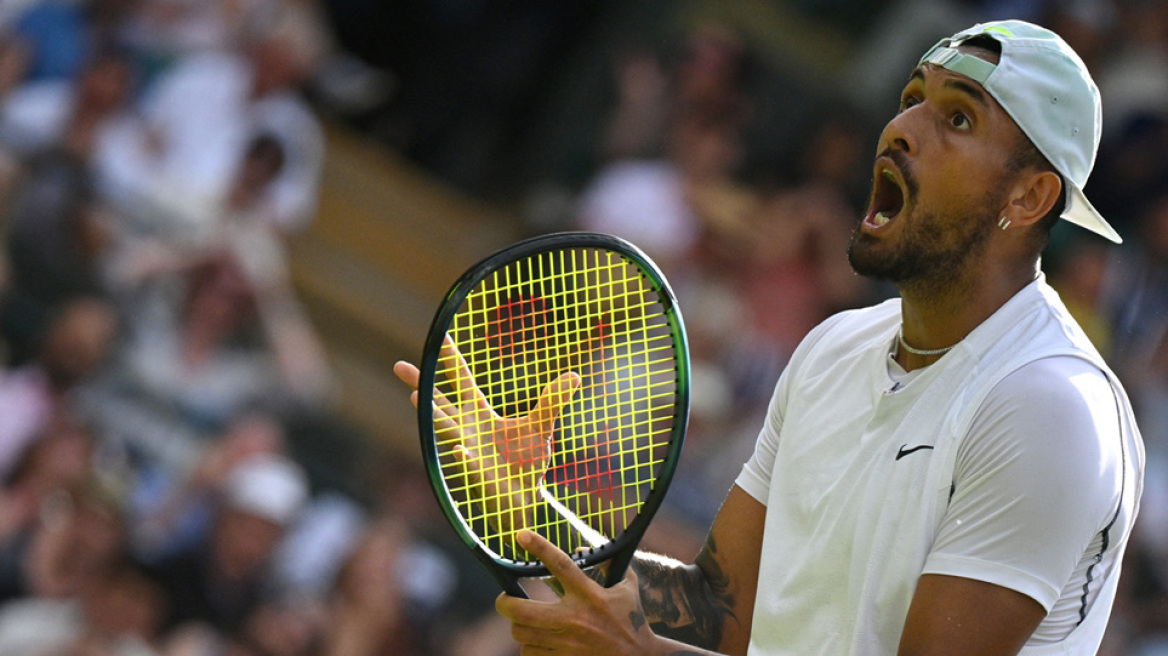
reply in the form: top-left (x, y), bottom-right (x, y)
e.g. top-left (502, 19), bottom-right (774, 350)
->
top-left (920, 45), bottom-right (997, 85)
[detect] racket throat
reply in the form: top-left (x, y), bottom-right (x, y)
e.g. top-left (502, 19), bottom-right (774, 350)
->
top-left (540, 484), bottom-right (609, 549)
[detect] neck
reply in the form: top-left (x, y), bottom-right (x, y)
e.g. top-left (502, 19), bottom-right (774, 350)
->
top-left (894, 262), bottom-right (1038, 371)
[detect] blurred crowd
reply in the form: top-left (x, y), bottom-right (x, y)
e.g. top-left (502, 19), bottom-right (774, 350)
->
top-left (0, 0), bottom-right (510, 655)
top-left (3, 0), bottom-right (1168, 655)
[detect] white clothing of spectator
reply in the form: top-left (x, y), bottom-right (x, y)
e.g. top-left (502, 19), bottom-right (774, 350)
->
top-left (576, 160), bottom-right (700, 266)
top-left (96, 5), bottom-right (327, 236)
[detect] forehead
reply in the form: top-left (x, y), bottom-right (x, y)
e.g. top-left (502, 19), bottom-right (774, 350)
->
top-left (902, 43), bottom-right (1027, 144)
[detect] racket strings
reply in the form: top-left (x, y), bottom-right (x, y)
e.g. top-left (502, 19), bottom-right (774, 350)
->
top-left (434, 248), bottom-right (681, 562)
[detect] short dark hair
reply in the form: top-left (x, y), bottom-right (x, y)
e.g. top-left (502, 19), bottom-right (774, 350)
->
top-left (1007, 132), bottom-right (1065, 254)
top-left (956, 33), bottom-right (1063, 252)
top-left (957, 34), bottom-right (1002, 56)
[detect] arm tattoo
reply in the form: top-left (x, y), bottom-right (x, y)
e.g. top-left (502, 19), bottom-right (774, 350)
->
top-left (630, 609), bottom-right (646, 631)
top-left (633, 534), bottom-right (737, 650)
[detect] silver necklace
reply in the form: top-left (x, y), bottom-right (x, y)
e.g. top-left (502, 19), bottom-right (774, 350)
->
top-left (897, 329), bottom-right (954, 357)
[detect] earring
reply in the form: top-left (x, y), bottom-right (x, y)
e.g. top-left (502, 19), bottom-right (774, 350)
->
top-left (998, 216), bottom-right (1012, 230)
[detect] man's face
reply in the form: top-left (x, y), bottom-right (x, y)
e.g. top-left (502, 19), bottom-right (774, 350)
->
top-left (848, 45), bottom-right (1024, 294)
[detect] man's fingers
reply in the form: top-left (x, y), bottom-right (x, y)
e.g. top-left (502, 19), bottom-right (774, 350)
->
top-left (440, 335), bottom-right (491, 412)
top-left (528, 372), bottom-right (582, 434)
top-left (517, 529), bottom-right (597, 596)
top-left (398, 352), bottom-right (478, 442)
top-left (451, 444), bottom-right (484, 487)
top-left (393, 361), bottom-right (420, 390)
top-left (397, 360), bottom-right (458, 423)
top-left (432, 387), bottom-right (458, 420)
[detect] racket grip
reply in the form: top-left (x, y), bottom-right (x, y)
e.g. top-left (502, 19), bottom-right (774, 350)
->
top-left (603, 545), bottom-right (636, 589)
top-left (492, 568), bottom-right (529, 599)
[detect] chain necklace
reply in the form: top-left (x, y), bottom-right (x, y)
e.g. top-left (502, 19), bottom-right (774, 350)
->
top-left (897, 329), bottom-right (955, 357)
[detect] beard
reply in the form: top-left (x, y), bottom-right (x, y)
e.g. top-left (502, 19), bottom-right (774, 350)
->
top-left (847, 195), bottom-right (999, 300)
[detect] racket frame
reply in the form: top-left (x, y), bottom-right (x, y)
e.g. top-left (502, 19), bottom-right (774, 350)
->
top-left (416, 232), bottom-right (690, 598)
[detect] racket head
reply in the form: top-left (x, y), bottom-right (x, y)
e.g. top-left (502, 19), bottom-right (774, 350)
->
top-left (416, 232), bottom-right (689, 589)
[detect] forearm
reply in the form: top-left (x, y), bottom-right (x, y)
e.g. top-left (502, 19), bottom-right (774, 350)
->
top-left (632, 534), bottom-right (740, 652)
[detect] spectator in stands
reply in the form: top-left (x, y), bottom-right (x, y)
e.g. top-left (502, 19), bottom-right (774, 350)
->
top-left (95, 2), bottom-right (328, 236)
top-left (130, 410), bottom-right (288, 563)
top-left (122, 0), bottom-right (290, 74)
top-left (0, 556), bottom-right (167, 656)
top-left (19, 469), bottom-right (127, 602)
top-left (0, 427), bottom-right (108, 603)
top-left (3, 0), bottom-right (93, 85)
top-left (0, 45), bottom-right (135, 159)
top-left (319, 517), bottom-right (424, 656)
top-left (0, 298), bottom-right (117, 485)
top-left (147, 453), bottom-right (308, 637)
top-left (1, 153), bottom-right (111, 349)
top-left (578, 22), bottom-right (753, 275)
top-left (88, 245), bottom-right (330, 452)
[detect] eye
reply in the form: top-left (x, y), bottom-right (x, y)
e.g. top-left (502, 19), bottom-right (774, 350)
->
top-left (899, 95), bottom-right (920, 112)
top-left (950, 112), bottom-right (971, 130)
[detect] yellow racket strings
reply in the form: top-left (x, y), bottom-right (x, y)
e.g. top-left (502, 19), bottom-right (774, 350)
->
top-left (434, 248), bottom-right (679, 560)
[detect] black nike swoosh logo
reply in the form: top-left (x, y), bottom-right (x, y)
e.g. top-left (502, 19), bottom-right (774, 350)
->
top-left (896, 444), bottom-right (935, 460)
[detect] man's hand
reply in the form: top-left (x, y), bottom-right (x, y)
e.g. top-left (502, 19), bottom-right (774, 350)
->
top-left (394, 336), bottom-right (581, 543)
top-left (496, 530), bottom-right (667, 655)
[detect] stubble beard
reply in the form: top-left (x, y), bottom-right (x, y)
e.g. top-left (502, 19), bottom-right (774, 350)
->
top-left (847, 196), bottom-right (998, 303)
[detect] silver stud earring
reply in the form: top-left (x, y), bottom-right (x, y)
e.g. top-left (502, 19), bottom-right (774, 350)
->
top-left (998, 216), bottom-right (1012, 230)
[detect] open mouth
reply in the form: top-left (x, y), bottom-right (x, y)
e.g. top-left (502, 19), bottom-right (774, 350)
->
top-left (863, 164), bottom-right (906, 230)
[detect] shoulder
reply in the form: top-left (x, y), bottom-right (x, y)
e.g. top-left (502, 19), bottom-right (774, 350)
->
top-left (804, 299), bottom-right (899, 350)
top-left (963, 356), bottom-right (1121, 497)
top-left (785, 299), bottom-right (900, 369)
top-left (982, 356), bottom-right (1115, 436)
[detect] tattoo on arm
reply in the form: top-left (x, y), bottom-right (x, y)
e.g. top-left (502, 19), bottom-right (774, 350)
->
top-left (630, 608), bottom-right (646, 632)
top-left (633, 534), bottom-right (737, 650)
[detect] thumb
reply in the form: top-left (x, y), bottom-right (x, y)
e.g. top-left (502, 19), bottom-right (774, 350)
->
top-left (527, 371), bottom-right (582, 435)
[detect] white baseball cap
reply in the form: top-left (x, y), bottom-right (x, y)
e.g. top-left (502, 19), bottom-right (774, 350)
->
top-left (918, 20), bottom-right (1122, 243)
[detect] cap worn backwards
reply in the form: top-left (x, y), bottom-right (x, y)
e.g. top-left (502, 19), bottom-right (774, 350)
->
top-left (918, 20), bottom-right (1121, 243)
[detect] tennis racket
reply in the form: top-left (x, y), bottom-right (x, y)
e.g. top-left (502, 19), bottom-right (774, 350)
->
top-left (415, 232), bottom-right (690, 599)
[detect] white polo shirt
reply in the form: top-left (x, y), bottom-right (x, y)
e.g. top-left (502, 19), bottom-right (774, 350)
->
top-left (735, 277), bottom-right (1143, 655)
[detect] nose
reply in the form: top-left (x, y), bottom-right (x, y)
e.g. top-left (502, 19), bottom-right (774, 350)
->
top-left (879, 105), bottom-right (919, 156)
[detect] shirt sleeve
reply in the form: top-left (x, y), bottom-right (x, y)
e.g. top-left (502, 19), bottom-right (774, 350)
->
top-left (734, 364), bottom-right (787, 505)
top-left (922, 356), bottom-right (1124, 610)
top-left (734, 312), bottom-right (849, 505)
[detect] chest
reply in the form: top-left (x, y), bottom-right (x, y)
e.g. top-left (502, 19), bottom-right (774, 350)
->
top-left (769, 353), bottom-right (961, 539)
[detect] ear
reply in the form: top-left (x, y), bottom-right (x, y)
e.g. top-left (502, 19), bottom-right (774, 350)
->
top-left (1003, 170), bottom-right (1062, 228)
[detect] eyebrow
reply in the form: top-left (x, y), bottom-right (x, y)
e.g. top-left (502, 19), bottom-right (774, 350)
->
top-left (906, 67), bottom-right (991, 109)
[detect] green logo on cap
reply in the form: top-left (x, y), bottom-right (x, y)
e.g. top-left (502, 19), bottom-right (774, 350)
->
top-left (983, 25), bottom-right (1015, 38)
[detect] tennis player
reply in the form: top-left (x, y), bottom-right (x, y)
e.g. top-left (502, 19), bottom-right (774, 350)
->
top-left (397, 19), bottom-right (1144, 655)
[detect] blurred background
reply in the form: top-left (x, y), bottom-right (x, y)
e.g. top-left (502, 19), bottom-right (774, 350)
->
top-left (0, 0), bottom-right (1166, 654)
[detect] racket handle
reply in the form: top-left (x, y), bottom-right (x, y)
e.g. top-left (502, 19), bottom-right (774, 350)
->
top-left (493, 568), bottom-right (529, 599)
top-left (603, 545), bottom-right (636, 589)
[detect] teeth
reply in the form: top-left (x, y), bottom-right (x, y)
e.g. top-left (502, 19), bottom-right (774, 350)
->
top-left (873, 212), bottom-right (890, 226)
top-left (882, 169), bottom-right (896, 182)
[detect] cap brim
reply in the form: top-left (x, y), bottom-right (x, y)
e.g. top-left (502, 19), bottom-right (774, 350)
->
top-left (1063, 184), bottom-right (1122, 244)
